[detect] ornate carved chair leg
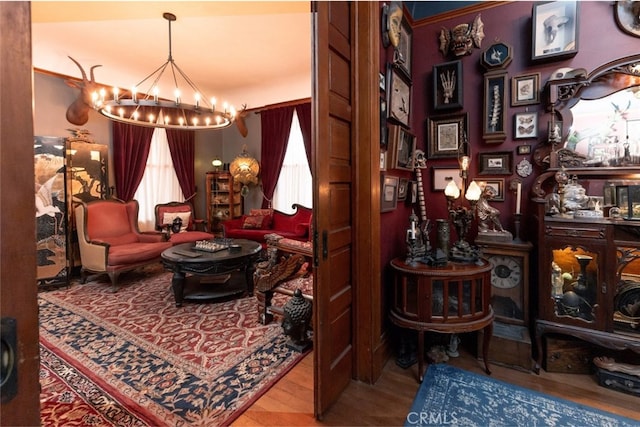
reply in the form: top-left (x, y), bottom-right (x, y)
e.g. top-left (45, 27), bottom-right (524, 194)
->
top-left (257, 290), bottom-right (274, 325)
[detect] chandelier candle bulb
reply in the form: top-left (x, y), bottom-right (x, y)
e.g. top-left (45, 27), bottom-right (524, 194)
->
top-left (195, 93), bottom-right (200, 109)
top-left (113, 87), bottom-right (119, 102)
top-left (132, 86), bottom-right (137, 103)
top-left (516, 182), bottom-right (522, 214)
top-left (211, 98), bottom-right (216, 112)
top-left (175, 89), bottom-right (181, 105)
top-left (153, 87), bottom-right (159, 103)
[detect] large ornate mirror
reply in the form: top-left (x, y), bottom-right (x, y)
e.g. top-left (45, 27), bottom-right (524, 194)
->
top-left (545, 54), bottom-right (640, 169)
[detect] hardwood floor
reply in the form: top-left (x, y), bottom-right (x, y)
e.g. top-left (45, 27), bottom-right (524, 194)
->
top-left (233, 346), bottom-right (640, 426)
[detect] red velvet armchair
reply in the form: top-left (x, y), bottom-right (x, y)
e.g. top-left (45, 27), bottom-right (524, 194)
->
top-left (154, 201), bottom-right (214, 244)
top-left (74, 199), bottom-right (173, 291)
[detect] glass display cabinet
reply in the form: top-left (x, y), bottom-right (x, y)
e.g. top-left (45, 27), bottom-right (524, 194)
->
top-left (532, 55), bottom-right (640, 373)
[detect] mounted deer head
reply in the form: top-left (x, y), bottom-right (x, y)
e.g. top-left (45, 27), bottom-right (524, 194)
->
top-left (65, 56), bottom-right (102, 125)
top-left (235, 104), bottom-right (249, 137)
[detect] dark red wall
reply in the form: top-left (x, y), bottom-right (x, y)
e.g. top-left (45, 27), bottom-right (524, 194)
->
top-left (380, 1), bottom-right (638, 280)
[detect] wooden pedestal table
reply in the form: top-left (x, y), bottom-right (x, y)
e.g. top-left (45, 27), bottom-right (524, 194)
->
top-left (390, 257), bottom-right (494, 381)
top-left (161, 239), bottom-right (262, 306)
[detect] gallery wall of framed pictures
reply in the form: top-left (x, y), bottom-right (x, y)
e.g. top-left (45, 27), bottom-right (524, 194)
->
top-left (377, 1), bottom-right (634, 218)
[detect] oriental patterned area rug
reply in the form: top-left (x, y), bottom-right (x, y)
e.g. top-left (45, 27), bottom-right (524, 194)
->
top-left (39, 265), bottom-right (308, 426)
top-left (405, 364), bottom-right (638, 427)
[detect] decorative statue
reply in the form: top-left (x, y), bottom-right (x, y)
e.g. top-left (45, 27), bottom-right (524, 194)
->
top-left (282, 289), bottom-right (312, 352)
top-left (477, 185), bottom-right (504, 233)
top-left (439, 14), bottom-right (485, 57)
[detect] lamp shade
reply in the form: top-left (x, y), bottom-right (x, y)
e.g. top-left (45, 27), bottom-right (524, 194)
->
top-left (465, 180), bottom-right (482, 201)
top-left (444, 180), bottom-right (461, 199)
top-left (229, 146), bottom-right (260, 185)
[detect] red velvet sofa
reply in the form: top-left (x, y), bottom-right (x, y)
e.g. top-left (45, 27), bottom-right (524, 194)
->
top-left (222, 204), bottom-right (312, 245)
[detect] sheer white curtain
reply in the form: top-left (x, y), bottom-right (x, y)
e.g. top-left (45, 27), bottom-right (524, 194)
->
top-left (134, 128), bottom-right (184, 231)
top-left (272, 110), bottom-right (313, 214)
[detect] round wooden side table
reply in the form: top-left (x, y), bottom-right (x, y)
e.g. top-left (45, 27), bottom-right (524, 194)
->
top-left (389, 257), bottom-right (494, 381)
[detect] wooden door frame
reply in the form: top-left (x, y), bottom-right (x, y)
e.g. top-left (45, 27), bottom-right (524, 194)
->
top-left (0, 2), bottom-right (42, 424)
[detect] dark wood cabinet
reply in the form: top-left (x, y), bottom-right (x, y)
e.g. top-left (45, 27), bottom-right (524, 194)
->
top-left (206, 171), bottom-right (242, 234)
top-left (533, 169), bottom-right (640, 373)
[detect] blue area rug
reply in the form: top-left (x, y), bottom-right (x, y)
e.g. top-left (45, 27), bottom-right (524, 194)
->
top-left (405, 364), bottom-right (639, 427)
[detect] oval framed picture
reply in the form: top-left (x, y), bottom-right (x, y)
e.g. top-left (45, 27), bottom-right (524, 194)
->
top-left (615, 1), bottom-right (640, 38)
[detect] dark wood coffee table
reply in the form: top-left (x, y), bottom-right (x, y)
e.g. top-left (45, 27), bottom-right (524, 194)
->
top-left (161, 239), bottom-right (262, 306)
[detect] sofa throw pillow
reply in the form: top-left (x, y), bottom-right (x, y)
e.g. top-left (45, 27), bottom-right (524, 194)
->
top-left (162, 212), bottom-right (190, 233)
top-left (250, 209), bottom-right (274, 228)
top-left (242, 215), bottom-right (266, 229)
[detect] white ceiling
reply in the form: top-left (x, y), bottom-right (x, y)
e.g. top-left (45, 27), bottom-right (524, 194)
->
top-left (31, 1), bottom-right (312, 111)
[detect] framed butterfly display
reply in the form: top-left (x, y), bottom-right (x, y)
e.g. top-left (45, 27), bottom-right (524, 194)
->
top-left (514, 111), bottom-right (538, 139)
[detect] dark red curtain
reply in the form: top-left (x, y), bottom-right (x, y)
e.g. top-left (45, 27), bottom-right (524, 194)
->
top-left (260, 106), bottom-right (294, 208)
top-left (295, 102), bottom-right (312, 171)
top-left (112, 122), bottom-right (154, 201)
top-left (166, 129), bottom-right (196, 200)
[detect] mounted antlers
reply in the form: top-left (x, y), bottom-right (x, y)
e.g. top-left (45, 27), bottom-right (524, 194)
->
top-left (65, 56), bottom-right (102, 126)
top-left (235, 104), bottom-right (249, 137)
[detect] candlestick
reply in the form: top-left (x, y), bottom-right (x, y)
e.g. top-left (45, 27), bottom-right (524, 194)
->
top-left (516, 182), bottom-right (522, 215)
top-left (513, 213), bottom-right (523, 243)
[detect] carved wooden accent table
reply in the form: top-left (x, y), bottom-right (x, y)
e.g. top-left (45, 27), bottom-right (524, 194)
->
top-left (390, 258), bottom-right (494, 381)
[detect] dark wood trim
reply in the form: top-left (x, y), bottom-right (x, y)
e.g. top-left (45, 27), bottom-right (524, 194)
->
top-left (250, 98), bottom-right (312, 114)
top-left (353, 1), bottom-right (384, 383)
top-left (0, 2), bottom-right (41, 424)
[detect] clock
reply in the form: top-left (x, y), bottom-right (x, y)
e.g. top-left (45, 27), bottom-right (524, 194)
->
top-left (480, 41), bottom-right (513, 70)
top-left (387, 66), bottom-right (411, 127)
top-left (479, 239), bottom-right (532, 325)
top-left (490, 255), bottom-right (522, 289)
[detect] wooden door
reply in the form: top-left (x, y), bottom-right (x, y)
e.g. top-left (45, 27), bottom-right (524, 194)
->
top-left (312, 1), bottom-right (355, 417)
top-left (0, 2), bottom-right (42, 425)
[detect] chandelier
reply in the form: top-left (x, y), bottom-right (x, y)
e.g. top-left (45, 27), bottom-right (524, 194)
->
top-left (91, 13), bottom-right (237, 130)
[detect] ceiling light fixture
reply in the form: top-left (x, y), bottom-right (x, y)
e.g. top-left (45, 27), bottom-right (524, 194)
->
top-left (91, 12), bottom-right (237, 130)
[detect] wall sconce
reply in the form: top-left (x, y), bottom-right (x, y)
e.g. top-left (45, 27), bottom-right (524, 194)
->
top-left (211, 158), bottom-right (223, 171)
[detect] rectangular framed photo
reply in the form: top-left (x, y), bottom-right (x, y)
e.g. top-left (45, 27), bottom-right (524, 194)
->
top-left (480, 179), bottom-right (505, 201)
top-left (395, 128), bottom-right (416, 170)
top-left (511, 73), bottom-right (540, 106)
top-left (532, 1), bottom-right (579, 62)
top-left (514, 111), bottom-right (538, 139)
top-left (380, 150), bottom-right (387, 171)
top-left (398, 178), bottom-right (409, 201)
top-left (517, 144), bottom-right (532, 155)
top-left (433, 60), bottom-right (463, 111)
top-left (483, 72), bottom-right (507, 143)
top-left (387, 124), bottom-right (400, 167)
top-left (387, 64), bottom-right (412, 127)
top-left (381, 174), bottom-right (399, 212)
top-left (380, 95), bottom-right (388, 148)
top-left (548, 119), bottom-right (563, 143)
top-left (427, 113), bottom-right (468, 159)
top-left (396, 16), bottom-right (412, 79)
top-left (478, 151), bottom-right (513, 175)
top-left (431, 166), bottom-right (463, 192)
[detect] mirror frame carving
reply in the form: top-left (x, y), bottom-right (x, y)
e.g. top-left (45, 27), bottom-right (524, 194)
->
top-left (532, 55), bottom-right (640, 200)
top-left (541, 54), bottom-right (640, 170)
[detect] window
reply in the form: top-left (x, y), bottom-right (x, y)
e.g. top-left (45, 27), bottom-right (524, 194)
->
top-left (134, 128), bottom-right (184, 231)
top-left (272, 110), bottom-right (313, 213)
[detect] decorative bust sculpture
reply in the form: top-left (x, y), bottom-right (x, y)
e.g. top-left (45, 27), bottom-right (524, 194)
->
top-left (282, 289), bottom-right (312, 352)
